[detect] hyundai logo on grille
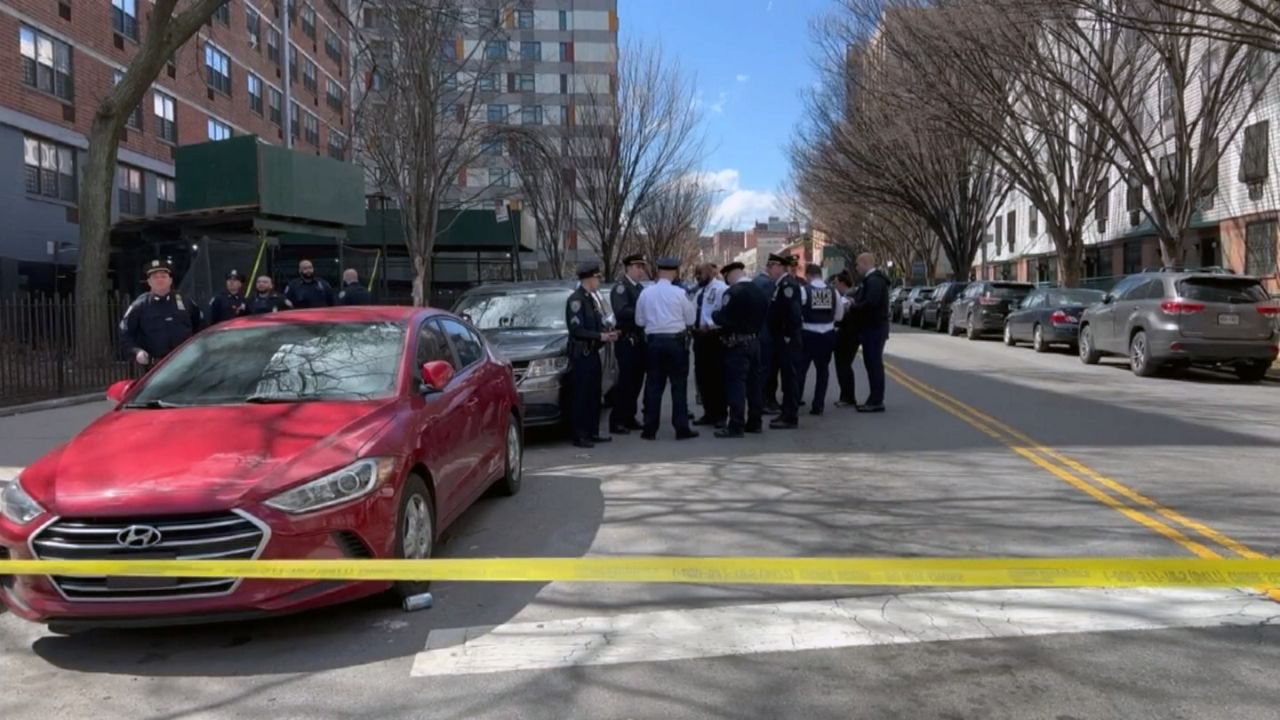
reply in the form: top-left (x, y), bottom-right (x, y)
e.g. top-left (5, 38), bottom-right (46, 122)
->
top-left (116, 525), bottom-right (163, 549)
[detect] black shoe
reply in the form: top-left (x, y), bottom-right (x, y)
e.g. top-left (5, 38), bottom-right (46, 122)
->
top-left (835, 400), bottom-right (858, 408)
top-left (609, 426), bottom-right (631, 435)
top-left (675, 430), bottom-right (700, 440)
top-left (640, 432), bottom-right (657, 440)
top-left (713, 419), bottom-right (727, 429)
top-left (590, 435), bottom-right (613, 443)
top-left (744, 425), bottom-right (763, 434)
top-left (769, 418), bottom-right (798, 429)
top-left (762, 405), bottom-right (781, 416)
top-left (809, 407), bottom-right (824, 416)
top-left (572, 439), bottom-right (595, 449)
top-left (626, 420), bottom-right (644, 431)
top-left (715, 428), bottom-right (744, 438)
top-left (856, 404), bottom-right (886, 413)
top-left (799, 399), bottom-right (807, 406)
top-left (693, 416), bottom-right (714, 426)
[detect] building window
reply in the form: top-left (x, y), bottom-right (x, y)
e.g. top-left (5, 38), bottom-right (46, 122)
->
top-left (303, 58), bottom-right (317, 93)
top-left (1245, 221), bottom-right (1277, 277)
top-left (559, 10), bottom-right (569, 31)
top-left (521, 105), bottom-right (543, 125)
top-left (1247, 49), bottom-right (1272, 100)
top-left (482, 138), bottom-right (503, 156)
top-left (1160, 73), bottom-right (1176, 121)
top-left (1123, 241), bottom-right (1142, 274)
top-left (116, 165), bottom-right (144, 216)
top-left (301, 3), bottom-right (316, 39)
top-left (304, 113), bottom-right (319, 146)
top-left (247, 9), bottom-right (262, 50)
top-left (1028, 209), bottom-right (1038, 237)
top-left (248, 73), bottom-right (264, 114)
top-left (269, 87), bottom-right (283, 125)
top-left (1005, 211), bottom-right (1016, 253)
top-left (207, 118), bottom-right (232, 141)
top-left (1239, 121), bottom-right (1270, 185)
top-left (487, 104), bottom-right (508, 124)
top-left (212, 1), bottom-right (230, 26)
top-left (205, 44), bottom-right (232, 95)
top-left (485, 41), bottom-right (507, 60)
top-left (111, 0), bottom-right (138, 40)
top-left (559, 42), bottom-right (573, 62)
top-left (521, 42), bottom-right (541, 61)
top-left (22, 135), bottom-right (76, 202)
top-left (362, 7), bottom-right (378, 28)
top-left (480, 73), bottom-right (498, 91)
top-left (994, 217), bottom-right (1003, 254)
top-left (512, 73), bottom-right (534, 91)
top-left (479, 8), bottom-right (500, 27)
top-left (1095, 190), bottom-right (1109, 234)
top-left (290, 101), bottom-right (300, 137)
top-left (289, 45), bottom-right (299, 82)
top-left (113, 71), bottom-right (144, 130)
top-left (267, 27), bottom-right (281, 64)
top-left (516, 9), bottom-right (534, 28)
top-left (325, 28), bottom-right (343, 64)
top-left (154, 91), bottom-right (177, 142)
top-left (19, 26), bottom-right (74, 101)
top-left (156, 176), bottom-right (176, 213)
top-left (489, 167), bottom-right (511, 187)
top-left (560, 73), bottom-right (569, 94)
top-left (326, 79), bottom-right (344, 111)
top-left (328, 131), bottom-right (347, 161)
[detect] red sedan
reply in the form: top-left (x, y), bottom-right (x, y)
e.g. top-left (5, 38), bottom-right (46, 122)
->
top-left (0, 307), bottom-right (522, 627)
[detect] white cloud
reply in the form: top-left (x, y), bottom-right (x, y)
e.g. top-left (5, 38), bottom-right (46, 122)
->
top-left (709, 90), bottom-right (729, 114)
top-left (767, 0), bottom-right (774, 11)
top-left (698, 169), bottom-right (781, 230)
top-left (736, 73), bottom-right (750, 83)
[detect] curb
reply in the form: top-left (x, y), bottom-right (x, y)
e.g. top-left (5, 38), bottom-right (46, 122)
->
top-left (0, 392), bottom-right (104, 418)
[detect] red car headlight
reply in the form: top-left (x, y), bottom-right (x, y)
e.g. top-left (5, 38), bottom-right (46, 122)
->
top-left (265, 457), bottom-right (397, 515)
top-left (0, 479), bottom-right (46, 526)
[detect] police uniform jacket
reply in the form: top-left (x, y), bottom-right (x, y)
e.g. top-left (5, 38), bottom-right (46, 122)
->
top-left (611, 276), bottom-right (644, 337)
top-left (767, 274), bottom-right (805, 340)
top-left (712, 279), bottom-right (769, 336)
top-left (208, 291), bottom-right (246, 325)
top-left (338, 282), bottom-right (374, 306)
top-left (120, 292), bottom-right (202, 360)
top-left (852, 269), bottom-right (892, 329)
top-left (566, 286), bottom-right (606, 356)
top-left (285, 276), bottom-right (334, 309)
top-left (247, 292), bottom-right (290, 315)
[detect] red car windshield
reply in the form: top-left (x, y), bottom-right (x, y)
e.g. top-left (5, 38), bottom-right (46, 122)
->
top-left (127, 321), bottom-right (407, 406)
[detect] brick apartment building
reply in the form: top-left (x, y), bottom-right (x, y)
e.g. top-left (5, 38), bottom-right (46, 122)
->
top-left (0, 0), bottom-right (352, 295)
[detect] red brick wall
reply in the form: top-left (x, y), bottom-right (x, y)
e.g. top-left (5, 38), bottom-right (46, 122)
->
top-left (2, 0), bottom-right (350, 165)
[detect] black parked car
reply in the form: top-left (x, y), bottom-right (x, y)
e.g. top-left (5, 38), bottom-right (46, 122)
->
top-left (921, 281), bottom-right (970, 332)
top-left (889, 287), bottom-right (911, 323)
top-left (453, 281), bottom-right (617, 427)
top-left (1003, 287), bottom-right (1106, 352)
top-left (949, 281), bottom-right (1036, 339)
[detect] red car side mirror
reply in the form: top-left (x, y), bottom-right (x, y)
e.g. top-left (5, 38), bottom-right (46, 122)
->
top-left (420, 361), bottom-right (454, 393)
top-left (105, 379), bottom-right (133, 403)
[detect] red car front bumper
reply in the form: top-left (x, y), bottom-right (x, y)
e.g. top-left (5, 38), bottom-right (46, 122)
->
top-left (0, 490), bottom-right (400, 626)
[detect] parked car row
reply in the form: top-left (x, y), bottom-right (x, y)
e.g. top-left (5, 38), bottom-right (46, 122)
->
top-left (893, 269), bottom-right (1279, 382)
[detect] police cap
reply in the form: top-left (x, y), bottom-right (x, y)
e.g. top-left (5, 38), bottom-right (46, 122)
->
top-left (226, 268), bottom-right (244, 280)
top-left (145, 258), bottom-right (175, 276)
top-left (622, 253), bottom-right (648, 267)
top-left (576, 262), bottom-right (602, 279)
top-left (766, 253), bottom-right (793, 266)
top-left (655, 256), bottom-right (680, 271)
top-left (720, 261), bottom-right (745, 276)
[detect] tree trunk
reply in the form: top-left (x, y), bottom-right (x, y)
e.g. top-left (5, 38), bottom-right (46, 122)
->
top-left (1058, 235), bottom-right (1084, 288)
top-left (1157, 235), bottom-right (1181, 269)
top-left (74, 112), bottom-right (126, 362)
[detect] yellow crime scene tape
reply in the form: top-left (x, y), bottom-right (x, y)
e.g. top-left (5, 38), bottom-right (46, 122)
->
top-left (2, 557), bottom-right (1280, 588)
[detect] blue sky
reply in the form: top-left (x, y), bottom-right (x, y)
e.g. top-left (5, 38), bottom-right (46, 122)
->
top-left (620, 0), bottom-right (829, 230)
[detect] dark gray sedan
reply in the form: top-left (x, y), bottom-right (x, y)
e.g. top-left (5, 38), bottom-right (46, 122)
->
top-left (1003, 288), bottom-right (1106, 352)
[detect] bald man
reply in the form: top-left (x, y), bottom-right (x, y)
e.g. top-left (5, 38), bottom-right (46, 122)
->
top-left (691, 262), bottom-right (729, 427)
top-left (338, 268), bottom-right (374, 305)
top-left (849, 252), bottom-right (890, 412)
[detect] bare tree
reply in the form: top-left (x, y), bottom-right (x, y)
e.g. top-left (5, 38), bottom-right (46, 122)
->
top-left (353, 0), bottom-right (513, 305)
top-left (632, 177), bottom-right (715, 269)
top-left (498, 127), bottom-right (572, 278)
top-left (570, 41), bottom-right (705, 280)
top-left (1059, 0), bottom-right (1280, 53)
top-left (73, 0), bottom-right (228, 357)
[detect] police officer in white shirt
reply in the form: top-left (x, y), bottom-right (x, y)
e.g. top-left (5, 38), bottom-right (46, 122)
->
top-left (692, 262), bottom-right (729, 427)
top-left (634, 256), bottom-right (699, 441)
top-left (799, 263), bottom-right (845, 415)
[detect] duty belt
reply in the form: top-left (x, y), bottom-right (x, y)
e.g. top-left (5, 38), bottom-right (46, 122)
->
top-left (722, 333), bottom-right (758, 346)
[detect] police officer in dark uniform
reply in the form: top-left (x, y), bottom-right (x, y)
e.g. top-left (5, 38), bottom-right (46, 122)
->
top-left (247, 275), bottom-right (290, 315)
top-left (338, 268), bottom-right (374, 306)
top-left (609, 253), bottom-right (648, 434)
top-left (711, 262), bottom-right (769, 438)
top-left (119, 259), bottom-right (203, 367)
top-left (765, 253), bottom-right (804, 428)
top-left (566, 262), bottom-right (618, 448)
top-left (285, 258), bottom-right (334, 309)
top-left (752, 266), bottom-right (780, 414)
top-left (208, 269), bottom-right (247, 325)
top-left (850, 252), bottom-right (891, 412)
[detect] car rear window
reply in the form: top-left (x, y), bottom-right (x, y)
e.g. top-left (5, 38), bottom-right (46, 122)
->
top-left (1177, 278), bottom-right (1269, 304)
top-left (1047, 289), bottom-right (1106, 306)
top-left (986, 283), bottom-right (1033, 299)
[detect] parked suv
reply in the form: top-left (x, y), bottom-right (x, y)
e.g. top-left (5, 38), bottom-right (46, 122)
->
top-left (889, 287), bottom-right (911, 323)
top-left (1078, 270), bottom-right (1279, 381)
top-left (900, 287), bottom-right (936, 326)
top-left (921, 281), bottom-right (970, 332)
top-left (949, 281), bottom-right (1036, 339)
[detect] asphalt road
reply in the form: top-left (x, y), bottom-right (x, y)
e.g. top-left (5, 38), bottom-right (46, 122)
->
top-left (2, 327), bottom-right (1279, 719)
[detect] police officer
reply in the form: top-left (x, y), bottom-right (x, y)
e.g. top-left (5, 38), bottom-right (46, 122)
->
top-left (119, 259), bottom-right (203, 367)
top-left (765, 253), bottom-right (804, 428)
top-left (635, 256), bottom-right (698, 441)
top-left (752, 265), bottom-right (780, 414)
top-left (247, 275), bottom-right (290, 315)
top-left (849, 252), bottom-right (891, 412)
top-left (208, 269), bottom-right (247, 325)
top-left (711, 262), bottom-right (768, 438)
top-left (338, 268), bottom-right (374, 306)
top-left (566, 263), bottom-right (618, 448)
top-left (285, 258), bottom-right (334, 309)
top-left (832, 271), bottom-right (862, 408)
top-left (609, 254), bottom-right (648, 435)
top-left (692, 262), bottom-right (728, 427)
top-left (798, 263), bottom-right (843, 416)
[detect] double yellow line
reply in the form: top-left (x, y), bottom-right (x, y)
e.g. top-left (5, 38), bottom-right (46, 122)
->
top-left (884, 363), bottom-right (1279, 601)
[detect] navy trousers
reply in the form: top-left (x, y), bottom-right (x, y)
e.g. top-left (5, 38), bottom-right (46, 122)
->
top-left (860, 324), bottom-right (888, 407)
top-left (610, 334), bottom-right (646, 430)
top-left (771, 333), bottom-right (803, 423)
top-left (643, 334), bottom-right (693, 435)
top-left (800, 330), bottom-right (836, 413)
top-left (834, 326), bottom-right (861, 404)
top-left (693, 333), bottom-right (727, 422)
top-left (723, 338), bottom-right (763, 432)
top-left (569, 351), bottom-right (602, 442)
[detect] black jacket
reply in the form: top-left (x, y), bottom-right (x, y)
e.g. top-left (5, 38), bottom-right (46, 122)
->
top-left (247, 292), bottom-right (289, 315)
top-left (338, 282), bottom-right (374, 306)
top-left (712, 281), bottom-right (768, 335)
top-left (767, 274), bottom-right (804, 340)
top-left (208, 291), bottom-right (246, 325)
top-left (566, 286), bottom-right (606, 357)
top-left (119, 292), bottom-right (203, 360)
top-left (610, 276), bottom-right (644, 335)
top-left (852, 269), bottom-right (891, 330)
top-left (285, 276), bottom-right (334, 309)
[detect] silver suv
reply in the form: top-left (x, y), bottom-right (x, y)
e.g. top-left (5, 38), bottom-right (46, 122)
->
top-left (1078, 269), bottom-right (1279, 381)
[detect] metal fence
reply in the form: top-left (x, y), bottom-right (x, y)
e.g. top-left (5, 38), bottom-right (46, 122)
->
top-left (0, 294), bottom-right (139, 408)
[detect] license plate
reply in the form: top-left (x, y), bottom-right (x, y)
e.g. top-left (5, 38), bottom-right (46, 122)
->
top-left (1217, 314), bottom-right (1240, 326)
top-left (106, 552), bottom-right (179, 590)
